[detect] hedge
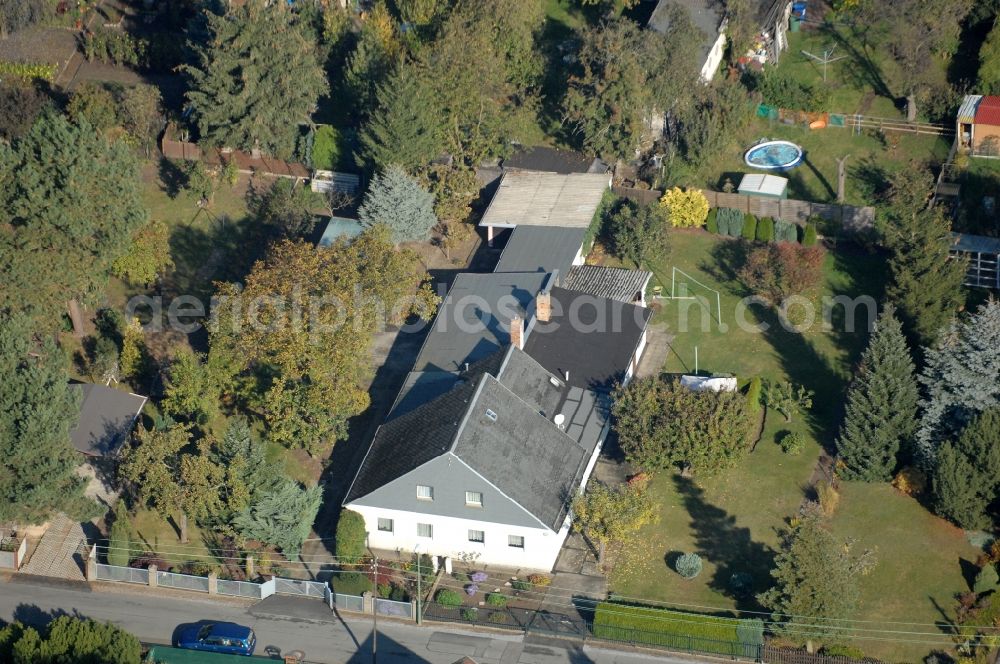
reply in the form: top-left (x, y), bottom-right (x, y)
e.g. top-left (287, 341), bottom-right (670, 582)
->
top-left (705, 208), bottom-right (718, 234)
top-left (742, 214), bottom-right (758, 241)
top-left (774, 219), bottom-right (797, 243)
top-left (592, 603), bottom-right (763, 657)
top-left (756, 217), bottom-right (775, 242)
top-left (802, 223), bottom-right (818, 247)
top-left (716, 208), bottom-right (744, 238)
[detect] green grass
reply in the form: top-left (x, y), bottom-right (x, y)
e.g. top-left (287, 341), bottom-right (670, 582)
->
top-left (128, 508), bottom-right (216, 569)
top-left (827, 483), bottom-right (979, 662)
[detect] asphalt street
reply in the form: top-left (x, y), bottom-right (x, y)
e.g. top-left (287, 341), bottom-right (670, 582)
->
top-left (0, 574), bottom-right (703, 664)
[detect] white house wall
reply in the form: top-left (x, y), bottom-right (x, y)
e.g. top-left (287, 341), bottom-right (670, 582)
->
top-left (349, 504), bottom-right (569, 571)
top-left (701, 33), bottom-right (727, 83)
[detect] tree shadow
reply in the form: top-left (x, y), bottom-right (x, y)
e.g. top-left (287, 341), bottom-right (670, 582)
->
top-left (157, 157), bottom-right (189, 199)
top-left (11, 604), bottom-right (80, 628)
top-left (823, 24), bottom-right (893, 102)
top-left (673, 474), bottom-right (774, 612)
top-left (702, 239), bottom-right (749, 290)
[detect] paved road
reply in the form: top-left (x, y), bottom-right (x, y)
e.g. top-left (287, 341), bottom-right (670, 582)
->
top-left (0, 575), bottom-right (702, 664)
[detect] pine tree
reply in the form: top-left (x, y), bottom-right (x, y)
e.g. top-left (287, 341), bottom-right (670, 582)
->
top-left (757, 516), bottom-right (875, 639)
top-left (183, 0), bottom-right (329, 158)
top-left (232, 481), bottom-right (322, 556)
top-left (882, 180), bottom-right (966, 349)
top-left (0, 312), bottom-right (93, 525)
top-left (932, 408), bottom-right (1000, 529)
top-left (358, 64), bottom-right (446, 172)
top-left (836, 306), bottom-right (918, 481)
top-left (0, 112), bottom-right (147, 329)
top-left (917, 299), bottom-right (1000, 465)
top-left (358, 165), bottom-right (438, 243)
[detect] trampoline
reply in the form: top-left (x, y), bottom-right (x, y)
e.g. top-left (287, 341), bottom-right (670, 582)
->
top-left (744, 140), bottom-right (804, 170)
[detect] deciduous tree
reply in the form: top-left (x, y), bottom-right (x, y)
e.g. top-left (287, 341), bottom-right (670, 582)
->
top-left (184, 0), bottom-right (329, 158)
top-left (571, 481), bottom-right (657, 564)
top-left (0, 81), bottom-right (50, 141)
top-left (607, 199), bottom-right (669, 268)
top-left (758, 516), bottom-right (875, 639)
top-left (836, 306), bottom-right (918, 481)
top-left (0, 312), bottom-right (93, 525)
top-left (249, 179), bottom-right (321, 239)
top-left (979, 22), bottom-right (1000, 95)
top-left (112, 220), bottom-right (173, 286)
top-left (162, 349), bottom-right (219, 425)
top-left (119, 84), bottom-right (163, 157)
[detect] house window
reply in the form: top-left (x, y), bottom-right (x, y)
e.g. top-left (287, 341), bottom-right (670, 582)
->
top-left (416, 485), bottom-right (433, 501)
top-left (377, 518), bottom-right (393, 533)
top-left (417, 523), bottom-right (433, 538)
top-left (468, 530), bottom-right (485, 543)
top-left (508, 535), bottom-right (525, 549)
top-left (465, 491), bottom-right (483, 507)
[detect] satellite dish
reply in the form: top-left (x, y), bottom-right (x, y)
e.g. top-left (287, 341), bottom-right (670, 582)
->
top-left (554, 414), bottom-right (566, 428)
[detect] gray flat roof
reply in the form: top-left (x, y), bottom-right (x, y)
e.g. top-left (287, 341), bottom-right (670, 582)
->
top-left (412, 272), bottom-right (551, 372)
top-left (69, 384), bottom-right (147, 457)
top-left (563, 265), bottom-right (652, 303)
top-left (479, 171), bottom-right (610, 229)
top-left (952, 232), bottom-right (1000, 255)
top-left (494, 226), bottom-right (586, 276)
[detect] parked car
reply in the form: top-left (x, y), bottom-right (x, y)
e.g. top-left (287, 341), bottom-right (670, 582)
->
top-left (175, 622), bottom-right (256, 656)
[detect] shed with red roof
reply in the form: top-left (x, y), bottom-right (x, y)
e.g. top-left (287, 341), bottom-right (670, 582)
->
top-left (958, 95), bottom-right (1000, 157)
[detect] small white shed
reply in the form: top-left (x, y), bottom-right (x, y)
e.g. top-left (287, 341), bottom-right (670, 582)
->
top-left (738, 173), bottom-right (788, 200)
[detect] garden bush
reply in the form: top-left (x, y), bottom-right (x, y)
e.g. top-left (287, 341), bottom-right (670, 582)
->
top-left (892, 467), bottom-right (927, 496)
top-left (816, 480), bottom-right (840, 516)
top-left (461, 608), bottom-right (479, 621)
top-left (311, 124), bottom-right (341, 170)
top-left (333, 572), bottom-right (371, 596)
top-left (674, 552), bottom-right (703, 579)
top-left (486, 592), bottom-right (508, 608)
top-left (738, 244), bottom-right (824, 304)
top-left (746, 68), bottom-right (829, 112)
top-left (774, 219), bottom-right (797, 243)
top-left (661, 187), bottom-right (709, 228)
top-left (511, 579), bottom-right (532, 591)
top-left (377, 582), bottom-right (392, 598)
top-left (527, 573), bottom-right (551, 587)
top-left (435, 588), bottom-right (463, 607)
top-left (489, 612), bottom-right (509, 624)
top-left (705, 208), bottom-right (718, 234)
top-left (742, 214), bottom-right (758, 241)
top-left (593, 603), bottom-right (763, 656)
top-left (464, 583), bottom-right (479, 596)
top-left (802, 222), bottom-right (818, 247)
top-left (469, 571), bottom-right (488, 583)
top-left (335, 509), bottom-right (367, 564)
top-left (389, 584), bottom-right (408, 602)
top-left (716, 208), bottom-right (744, 237)
top-left (0, 60), bottom-right (57, 82)
top-left (778, 431), bottom-right (805, 455)
top-left (755, 217), bottom-right (774, 242)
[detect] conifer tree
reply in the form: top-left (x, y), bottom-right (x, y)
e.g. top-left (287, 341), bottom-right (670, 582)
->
top-left (184, 0), bottom-right (329, 158)
top-left (932, 408), bottom-right (1000, 529)
top-left (917, 299), bottom-right (1000, 465)
top-left (836, 306), bottom-right (918, 481)
top-left (358, 165), bottom-right (438, 243)
top-left (0, 312), bottom-right (92, 525)
top-left (358, 64), bottom-right (446, 172)
top-left (107, 499), bottom-right (132, 567)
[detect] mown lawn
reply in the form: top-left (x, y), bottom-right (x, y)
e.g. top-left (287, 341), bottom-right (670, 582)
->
top-left (128, 508), bottom-right (216, 570)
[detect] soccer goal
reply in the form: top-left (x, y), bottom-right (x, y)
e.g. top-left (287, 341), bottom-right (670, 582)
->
top-left (668, 266), bottom-right (722, 324)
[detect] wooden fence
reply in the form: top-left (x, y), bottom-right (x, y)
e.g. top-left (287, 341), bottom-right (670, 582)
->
top-left (612, 186), bottom-right (875, 233)
top-left (758, 105), bottom-right (953, 136)
top-left (160, 126), bottom-right (310, 180)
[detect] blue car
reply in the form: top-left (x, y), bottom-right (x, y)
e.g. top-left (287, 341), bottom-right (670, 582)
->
top-left (175, 622), bottom-right (256, 656)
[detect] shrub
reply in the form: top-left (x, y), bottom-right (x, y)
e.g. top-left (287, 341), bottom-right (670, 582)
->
top-left (311, 124), bottom-right (341, 170)
top-left (974, 564), bottom-right (1000, 595)
top-left (774, 219), bottom-right (797, 243)
top-left (461, 608), bottom-right (479, 621)
top-left (435, 588), bottom-right (463, 607)
top-left (333, 571), bottom-right (371, 596)
top-left (0, 60), bottom-right (57, 82)
top-left (755, 216), bottom-right (774, 242)
top-left (389, 584), bottom-right (408, 602)
top-left (527, 573), bottom-right (551, 587)
top-left (660, 187), bottom-right (709, 228)
top-left (674, 552), bottom-right (703, 579)
top-left (335, 509), bottom-right (367, 565)
top-left (742, 214), bottom-right (758, 241)
top-left (778, 431), bottom-right (805, 455)
top-left (464, 583), bottom-right (479, 596)
top-left (802, 223), bottom-right (818, 247)
top-left (489, 612), bottom-right (509, 624)
top-left (511, 579), bottom-right (532, 591)
top-left (486, 592), bottom-right (508, 608)
top-left (816, 480), bottom-right (840, 516)
top-left (706, 208), bottom-right (718, 234)
top-left (747, 68), bottom-right (829, 112)
top-left (716, 207), bottom-right (744, 237)
top-left (106, 500), bottom-right (131, 567)
top-left (593, 603), bottom-right (763, 655)
top-left (738, 243), bottom-right (824, 304)
top-left (892, 467), bottom-right (927, 496)
top-left (377, 582), bottom-right (392, 598)
top-left (469, 571), bottom-right (488, 583)
top-left (747, 377), bottom-right (762, 413)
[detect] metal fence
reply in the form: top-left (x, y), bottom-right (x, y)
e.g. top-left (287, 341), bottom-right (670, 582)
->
top-left (375, 598), bottom-right (413, 620)
top-left (156, 570), bottom-right (211, 593)
top-left (275, 577), bottom-right (327, 599)
top-left (591, 624), bottom-right (760, 660)
top-left (422, 602), bottom-right (529, 631)
top-left (334, 593), bottom-right (365, 613)
top-left (95, 564), bottom-right (149, 585)
top-left (218, 578), bottom-right (265, 599)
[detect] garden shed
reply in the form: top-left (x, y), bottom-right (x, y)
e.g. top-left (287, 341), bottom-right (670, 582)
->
top-left (956, 95), bottom-right (1000, 157)
top-left (737, 173), bottom-right (788, 199)
top-left (317, 216), bottom-right (363, 247)
top-left (951, 232), bottom-right (1000, 289)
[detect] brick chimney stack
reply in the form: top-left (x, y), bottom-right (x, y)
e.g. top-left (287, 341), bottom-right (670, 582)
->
top-left (536, 289), bottom-right (552, 323)
top-left (510, 315), bottom-right (524, 350)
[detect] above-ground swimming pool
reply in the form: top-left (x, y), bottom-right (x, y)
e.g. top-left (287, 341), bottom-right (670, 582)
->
top-left (744, 140), bottom-right (804, 170)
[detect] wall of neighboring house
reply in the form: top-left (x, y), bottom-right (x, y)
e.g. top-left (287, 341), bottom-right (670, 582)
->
top-left (973, 123), bottom-right (1000, 156)
top-left (349, 504), bottom-right (569, 571)
top-left (623, 327), bottom-right (649, 384)
top-left (701, 32), bottom-right (727, 82)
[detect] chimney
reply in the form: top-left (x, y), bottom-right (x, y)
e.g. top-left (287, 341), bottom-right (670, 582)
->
top-left (537, 289), bottom-right (552, 323)
top-left (511, 315), bottom-right (524, 350)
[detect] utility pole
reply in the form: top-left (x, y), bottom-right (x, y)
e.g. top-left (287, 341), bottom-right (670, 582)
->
top-left (414, 547), bottom-right (422, 626)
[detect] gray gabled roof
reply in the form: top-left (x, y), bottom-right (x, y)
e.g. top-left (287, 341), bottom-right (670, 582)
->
top-left (494, 226), bottom-right (586, 276)
top-left (479, 171), bottom-right (610, 229)
top-left (412, 271), bottom-right (550, 372)
top-left (344, 346), bottom-right (609, 530)
top-left (69, 384), bottom-right (147, 457)
top-left (563, 265), bottom-right (652, 303)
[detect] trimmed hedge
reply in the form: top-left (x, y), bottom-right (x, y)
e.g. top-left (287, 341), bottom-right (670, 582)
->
top-left (802, 223), bottom-right (818, 247)
top-left (593, 603), bottom-right (763, 657)
top-left (716, 208), bottom-right (744, 237)
top-left (773, 219), bottom-right (797, 243)
top-left (755, 217), bottom-right (775, 242)
top-left (705, 208), bottom-right (718, 234)
top-left (741, 214), bottom-right (758, 241)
